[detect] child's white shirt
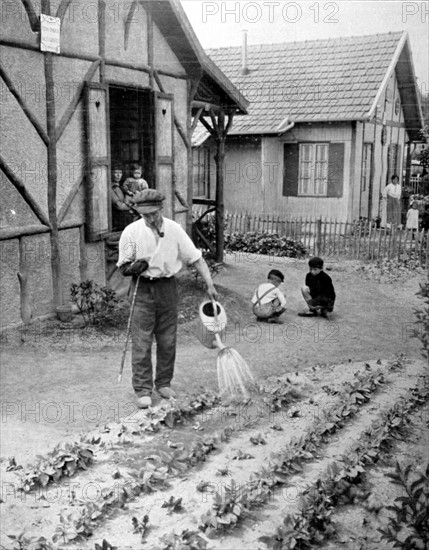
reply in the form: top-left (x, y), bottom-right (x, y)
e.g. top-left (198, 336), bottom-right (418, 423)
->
top-left (252, 283), bottom-right (287, 307)
top-left (406, 208), bottom-right (419, 229)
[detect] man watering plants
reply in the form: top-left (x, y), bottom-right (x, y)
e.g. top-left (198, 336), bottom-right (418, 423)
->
top-left (117, 189), bottom-right (218, 409)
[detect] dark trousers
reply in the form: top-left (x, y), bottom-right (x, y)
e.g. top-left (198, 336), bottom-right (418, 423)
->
top-left (131, 277), bottom-right (178, 397)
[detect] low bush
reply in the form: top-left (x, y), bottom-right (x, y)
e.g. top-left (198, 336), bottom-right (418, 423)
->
top-left (224, 231), bottom-right (307, 258)
top-left (70, 281), bottom-right (119, 327)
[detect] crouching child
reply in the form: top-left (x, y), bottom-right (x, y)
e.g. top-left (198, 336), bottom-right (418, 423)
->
top-left (299, 257), bottom-right (335, 318)
top-left (252, 269), bottom-right (287, 323)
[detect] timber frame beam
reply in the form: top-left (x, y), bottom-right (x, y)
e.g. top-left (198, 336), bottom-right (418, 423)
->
top-left (198, 109), bottom-right (236, 262)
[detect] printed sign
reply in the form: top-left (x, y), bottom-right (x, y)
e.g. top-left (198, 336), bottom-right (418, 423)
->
top-left (40, 14), bottom-right (61, 54)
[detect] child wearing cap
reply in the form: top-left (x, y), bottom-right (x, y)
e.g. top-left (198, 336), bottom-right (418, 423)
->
top-left (299, 257), bottom-right (336, 318)
top-left (252, 269), bottom-right (287, 323)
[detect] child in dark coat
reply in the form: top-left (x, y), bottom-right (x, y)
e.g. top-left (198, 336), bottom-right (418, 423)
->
top-left (299, 257), bottom-right (336, 318)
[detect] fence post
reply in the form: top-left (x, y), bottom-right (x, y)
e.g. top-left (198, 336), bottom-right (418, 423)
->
top-left (315, 219), bottom-right (322, 257)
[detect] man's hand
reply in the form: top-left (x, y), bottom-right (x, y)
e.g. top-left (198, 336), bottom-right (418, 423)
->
top-left (207, 284), bottom-right (219, 301)
top-left (120, 259), bottom-right (149, 277)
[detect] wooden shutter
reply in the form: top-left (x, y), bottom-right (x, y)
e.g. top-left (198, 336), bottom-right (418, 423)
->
top-left (84, 83), bottom-right (110, 241)
top-left (153, 91), bottom-right (174, 217)
top-left (327, 143), bottom-right (344, 198)
top-left (282, 143), bottom-right (299, 196)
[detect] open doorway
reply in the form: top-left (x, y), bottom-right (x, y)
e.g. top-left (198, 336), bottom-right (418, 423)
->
top-left (109, 85), bottom-right (154, 231)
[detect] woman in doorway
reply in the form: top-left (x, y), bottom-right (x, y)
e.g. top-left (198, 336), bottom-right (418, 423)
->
top-left (111, 163), bottom-right (135, 231)
top-left (383, 174), bottom-right (402, 228)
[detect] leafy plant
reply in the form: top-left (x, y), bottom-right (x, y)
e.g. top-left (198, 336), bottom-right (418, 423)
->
top-left (6, 457), bottom-right (22, 471)
top-left (260, 378), bottom-right (302, 412)
top-left (216, 466), bottom-right (231, 477)
top-left (200, 481), bottom-right (250, 532)
top-left (19, 442), bottom-right (94, 493)
top-left (132, 515), bottom-right (150, 541)
top-left (250, 433), bottom-right (266, 446)
top-left (7, 533), bottom-right (53, 550)
top-left (414, 282), bottom-right (429, 358)
top-left (70, 280), bottom-right (119, 326)
top-left (161, 496), bottom-right (184, 514)
top-left (159, 529), bottom-right (208, 549)
top-left (94, 541), bottom-right (117, 550)
top-left (196, 480), bottom-right (212, 492)
top-left (232, 449), bottom-right (254, 460)
top-left (379, 462), bottom-right (429, 549)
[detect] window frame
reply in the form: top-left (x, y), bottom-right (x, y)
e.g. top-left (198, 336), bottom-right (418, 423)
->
top-left (298, 142), bottom-right (329, 197)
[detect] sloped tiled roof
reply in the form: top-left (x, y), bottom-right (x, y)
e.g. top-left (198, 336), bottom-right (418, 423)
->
top-left (206, 32), bottom-right (409, 134)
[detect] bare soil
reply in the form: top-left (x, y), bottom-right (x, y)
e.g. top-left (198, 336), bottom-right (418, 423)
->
top-left (0, 254), bottom-right (427, 549)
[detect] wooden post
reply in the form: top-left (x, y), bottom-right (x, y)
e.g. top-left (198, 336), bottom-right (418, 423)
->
top-left (43, 0), bottom-right (61, 306)
top-left (333, 219), bottom-right (337, 257)
top-left (315, 219), bottom-right (322, 257)
top-left (214, 111), bottom-right (225, 262)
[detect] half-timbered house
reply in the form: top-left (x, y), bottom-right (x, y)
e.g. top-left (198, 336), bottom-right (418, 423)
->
top-left (0, 0), bottom-right (248, 327)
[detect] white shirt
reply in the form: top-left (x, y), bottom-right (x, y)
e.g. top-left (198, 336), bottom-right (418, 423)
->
top-left (406, 208), bottom-right (419, 229)
top-left (117, 217), bottom-right (201, 278)
top-left (383, 183), bottom-right (401, 200)
top-left (252, 283), bottom-right (287, 307)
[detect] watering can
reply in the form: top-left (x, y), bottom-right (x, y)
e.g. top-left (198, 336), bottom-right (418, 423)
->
top-left (197, 300), bottom-right (227, 349)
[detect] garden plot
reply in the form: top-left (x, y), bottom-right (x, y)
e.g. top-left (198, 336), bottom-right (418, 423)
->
top-left (322, 402), bottom-right (429, 550)
top-left (1, 357), bottom-right (427, 550)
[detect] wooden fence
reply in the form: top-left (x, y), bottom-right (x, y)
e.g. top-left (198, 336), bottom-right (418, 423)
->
top-left (204, 210), bottom-right (428, 267)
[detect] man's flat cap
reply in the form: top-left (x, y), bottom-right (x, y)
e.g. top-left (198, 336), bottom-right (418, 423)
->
top-left (133, 189), bottom-right (165, 214)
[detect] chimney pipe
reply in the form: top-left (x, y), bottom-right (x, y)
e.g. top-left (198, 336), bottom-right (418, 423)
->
top-left (241, 30), bottom-right (250, 75)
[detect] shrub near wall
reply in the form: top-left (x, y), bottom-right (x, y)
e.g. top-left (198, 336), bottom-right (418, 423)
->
top-left (224, 231), bottom-right (307, 258)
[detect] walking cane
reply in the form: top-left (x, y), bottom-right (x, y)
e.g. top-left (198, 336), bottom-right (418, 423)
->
top-left (117, 275), bottom-right (140, 383)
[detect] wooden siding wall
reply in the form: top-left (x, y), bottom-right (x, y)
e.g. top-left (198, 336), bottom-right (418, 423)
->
top-left (0, 0), bottom-right (190, 326)
top-left (223, 136), bottom-right (263, 212)
top-left (271, 123), bottom-right (352, 221)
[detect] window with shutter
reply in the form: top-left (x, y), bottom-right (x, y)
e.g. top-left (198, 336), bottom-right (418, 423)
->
top-left (283, 142), bottom-right (344, 197)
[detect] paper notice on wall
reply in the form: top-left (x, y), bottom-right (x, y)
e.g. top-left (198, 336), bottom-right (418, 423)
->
top-left (40, 14), bottom-right (61, 54)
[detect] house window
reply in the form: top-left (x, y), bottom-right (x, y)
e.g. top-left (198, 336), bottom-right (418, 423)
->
top-left (361, 143), bottom-right (373, 192)
top-left (283, 142), bottom-right (344, 198)
top-left (298, 143), bottom-right (328, 196)
top-left (193, 147), bottom-right (211, 198)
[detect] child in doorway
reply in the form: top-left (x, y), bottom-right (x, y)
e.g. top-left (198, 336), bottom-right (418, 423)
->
top-left (123, 163), bottom-right (149, 196)
top-left (252, 269), bottom-right (287, 323)
top-left (298, 257), bottom-right (336, 318)
top-left (406, 201), bottom-right (419, 233)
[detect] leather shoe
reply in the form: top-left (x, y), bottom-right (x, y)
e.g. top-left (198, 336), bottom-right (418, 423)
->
top-left (137, 395), bottom-right (152, 409)
top-left (157, 387), bottom-right (176, 399)
top-left (298, 310), bottom-right (317, 317)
